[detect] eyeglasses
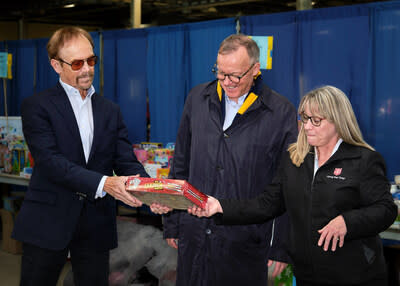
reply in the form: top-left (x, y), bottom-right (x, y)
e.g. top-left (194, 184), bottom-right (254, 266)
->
top-left (212, 63), bottom-right (255, 84)
top-left (58, 55), bottom-right (98, 71)
top-left (300, 112), bottom-right (325, 127)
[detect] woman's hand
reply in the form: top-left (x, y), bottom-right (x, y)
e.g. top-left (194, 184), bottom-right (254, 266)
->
top-left (188, 196), bottom-right (223, 217)
top-left (318, 215), bottom-right (347, 251)
top-left (150, 202), bottom-right (173, 214)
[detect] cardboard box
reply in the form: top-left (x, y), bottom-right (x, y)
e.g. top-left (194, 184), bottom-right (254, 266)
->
top-left (126, 177), bottom-right (207, 210)
top-left (3, 196), bottom-right (23, 213)
top-left (0, 209), bottom-right (22, 254)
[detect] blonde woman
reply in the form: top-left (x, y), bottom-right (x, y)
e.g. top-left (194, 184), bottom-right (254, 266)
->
top-left (189, 85), bottom-right (397, 286)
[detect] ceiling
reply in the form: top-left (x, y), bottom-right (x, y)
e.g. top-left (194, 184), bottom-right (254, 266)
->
top-left (0, 0), bottom-right (389, 29)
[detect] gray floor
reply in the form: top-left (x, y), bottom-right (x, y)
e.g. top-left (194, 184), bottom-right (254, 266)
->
top-left (0, 240), bottom-right (71, 286)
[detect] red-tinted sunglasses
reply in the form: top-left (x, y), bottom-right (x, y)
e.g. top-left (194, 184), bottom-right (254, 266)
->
top-left (58, 55), bottom-right (98, 71)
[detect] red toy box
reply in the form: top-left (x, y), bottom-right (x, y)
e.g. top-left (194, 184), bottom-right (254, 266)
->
top-left (126, 177), bottom-right (207, 210)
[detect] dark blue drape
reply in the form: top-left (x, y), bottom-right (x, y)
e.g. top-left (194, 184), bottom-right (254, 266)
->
top-left (34, 38), bottom-right (58, 94)
top-left (102, 32), bottom-right (118, 103)
top-left (0, 41), bottom-right (7, 116)
top-left (102, 29), bottom-right (148, 144)
top-left (147, 19), bottom-right (235, 145)
top-left (146, 25), bottom-right (187, 145)
top-left (187, 18), bottom-right (236, 90)
top-left (241, 12), bottom-right (299, 106)
top-left (6, 40), bottom-right (36, 116)
top-left (297, 6), bottom-right (370, 138)
top-left (368, 2), bottom-right (400, 180)
top-left (90, 32), bottom-right (101, 93)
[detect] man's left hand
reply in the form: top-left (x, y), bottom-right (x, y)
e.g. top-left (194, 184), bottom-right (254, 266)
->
top-left (267, 260), bottom-right (288, 278)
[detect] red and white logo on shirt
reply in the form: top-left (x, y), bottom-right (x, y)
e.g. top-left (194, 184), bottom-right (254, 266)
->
top-left (333, 168), bottom-right (342, 176)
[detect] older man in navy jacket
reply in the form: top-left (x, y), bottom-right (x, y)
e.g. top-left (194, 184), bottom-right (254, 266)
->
top-left (12, 27), bottom-right (148, 286)
top-left (161, 34), bottom-right (298, 286)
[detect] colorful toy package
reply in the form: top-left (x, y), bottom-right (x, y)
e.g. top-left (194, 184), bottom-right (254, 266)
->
top-left (126, 177), bottom-right (207, 210)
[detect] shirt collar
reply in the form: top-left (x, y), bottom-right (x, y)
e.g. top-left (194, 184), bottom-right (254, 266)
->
top-left (59, 78), bottom-right (95, 99)
top-left (224, 92), bottom-right (247, 106)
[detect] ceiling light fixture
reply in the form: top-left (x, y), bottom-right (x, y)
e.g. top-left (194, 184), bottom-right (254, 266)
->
top-left (63, 3), bottom-right (75, 8)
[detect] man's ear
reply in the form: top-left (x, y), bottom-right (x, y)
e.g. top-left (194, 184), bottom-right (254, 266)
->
top-left (50, 58), bottom-right (62, 74)
top-left (252, 62), bottom-right (261, 76)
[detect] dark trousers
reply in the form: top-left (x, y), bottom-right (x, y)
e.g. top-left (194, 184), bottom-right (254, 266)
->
top-left (19, 202), bottom-right (110, 286)
top-left (20, 243), bottom-right (109, 286)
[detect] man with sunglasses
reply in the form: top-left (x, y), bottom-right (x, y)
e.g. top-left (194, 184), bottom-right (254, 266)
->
top-left (161, 34), bottom-right (298, 286)
top-left (12, 27), bottom-right (148, 286)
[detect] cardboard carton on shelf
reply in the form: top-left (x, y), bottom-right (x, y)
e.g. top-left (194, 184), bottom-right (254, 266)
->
top-left (3, 196), bottom-right (24, 213)
top-left (0, 209), bottom-right (22, 254)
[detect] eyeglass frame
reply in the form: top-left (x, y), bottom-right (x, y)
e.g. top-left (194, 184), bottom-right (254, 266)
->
top-left (300, 112), bottom-right (326, 127)
top-left (57, 55), bottom-right (98, 71)
top-left (212, 63), bottom-right (255, 83)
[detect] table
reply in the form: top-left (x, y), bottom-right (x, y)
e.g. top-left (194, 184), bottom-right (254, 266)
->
top-left (381, 225), bottom-right (400, 243)
top-left (0, 173), bottom-right (29, 187)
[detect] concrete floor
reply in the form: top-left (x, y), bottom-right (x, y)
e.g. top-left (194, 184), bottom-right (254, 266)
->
top-left (0, 241), bottom-right (71, 286)
top-left (0, 240), bottom-right (275, 286)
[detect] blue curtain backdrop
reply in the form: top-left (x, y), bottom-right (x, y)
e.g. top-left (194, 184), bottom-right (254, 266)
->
top-left (297, 5), bottom-right (370, 137)
top-left (6, 40), bottom-right (36, 116)
top-left (146, 24), bottom-right (187, 145)
top-left (34, 38), bottom-right (58, 94)
top-left (241, 12), bottom-right (299, 106)
top-left (187, 18), bottom-right (236, 90)
top-left (0, 41), bottom-right (7, 117)
top-left (368, 2), bottom-right (400, 180)
top-left (147, 19), bottom-right (235, 145)
top-left (90, 32), bottom-right (101, 93)
top-left (102, 29), bottom-right (148, 144)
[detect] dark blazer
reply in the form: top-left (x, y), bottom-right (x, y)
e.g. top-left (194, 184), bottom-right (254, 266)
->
top-left (220, 142), bottom-right (398, 284)
top-left (12, 82), bottom-right (148, 251)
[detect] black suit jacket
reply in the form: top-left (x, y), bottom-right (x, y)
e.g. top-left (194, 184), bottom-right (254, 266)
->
top-left (12, 82), bottom-right (148, 251)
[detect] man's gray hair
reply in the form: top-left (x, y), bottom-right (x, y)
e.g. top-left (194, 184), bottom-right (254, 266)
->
top-left (218, 34), bottom-right (260, 64)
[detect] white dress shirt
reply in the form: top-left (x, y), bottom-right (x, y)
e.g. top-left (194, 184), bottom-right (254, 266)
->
top-left (223, 93), bottom-right (248, 131)
top-left (60, 79), bottom-right (106, 198)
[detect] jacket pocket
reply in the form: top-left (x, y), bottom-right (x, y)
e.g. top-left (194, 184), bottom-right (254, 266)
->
top-left (24, 189), bottom-right (57, 205)
top-left (361, 236), bottom-right (382, 265)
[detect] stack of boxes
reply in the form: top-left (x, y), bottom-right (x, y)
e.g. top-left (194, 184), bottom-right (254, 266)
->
top-left (1, 196), bottom-right (23, 254)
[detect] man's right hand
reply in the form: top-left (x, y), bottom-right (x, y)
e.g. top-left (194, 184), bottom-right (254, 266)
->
top-left (103, 176), bottom-right (143, 207)
top-left (166, 238), bottom-right (178, 249)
